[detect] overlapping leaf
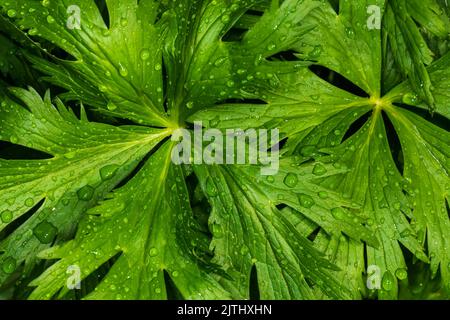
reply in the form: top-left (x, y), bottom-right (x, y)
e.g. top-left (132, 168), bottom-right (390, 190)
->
top-left (0, 0), bottom-right (448, 300)
top-left (0, 88), bottom-right (169, 285)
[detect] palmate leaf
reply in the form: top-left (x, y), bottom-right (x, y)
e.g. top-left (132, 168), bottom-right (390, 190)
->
top-left (29, 142), bottom-right (231, 300)
top-left (1, 0), bottom-right (170, 126)
top-left (0, 0), bottom-right (372, 300)
top-left (0, 33), bottom-right (41, 87)
top-left (383, 0), bottom-right (449, 111)
top-left (0, 87), bottom-right (169, 285)
top-left (189, 0), bottom-right (450, 298)
top-left (0, 0), bottom-right (449, 300)
top-left (194, 159), bottom-right (377, 300)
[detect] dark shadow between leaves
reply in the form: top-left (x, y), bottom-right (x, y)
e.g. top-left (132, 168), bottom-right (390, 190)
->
top-left (94, 0), bottom-right (110, 29)
top-left (164, 269), bottom-right (184, 300)
top-left (62, 251), bottom-right (123, 300)
top-left (342, 111), bottom-right (371, 142)
top-left (249, 264), bottom-right (260, 300)
top-left (0, 199), bottom-right (45, 242)
top-left (382, 111), bottom-right (404, 174)
top-left (0, 142), bottom-right (53, 160)
top-left (268, 50), bottom-right (300, 62)
top-left (309, 65), bottom-right (369, 98)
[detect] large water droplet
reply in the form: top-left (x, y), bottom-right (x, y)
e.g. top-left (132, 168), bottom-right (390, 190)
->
top-left (309, 45), bottom-right (322, 58)
top-left (226, 80), bottom-right (235, 88)
top-left (100, 164), bottom-right (119, 181)
top-left (283, 173), bottom-right (298, 188)
top-left (345, 27), bottom-right (355, 38)
top-left (240, 246), bottom-right (249, 255)
top-left (46, 15), bottom-right (55, 24)
top-left (318, 191), bottom-right (328, 199)
top-left (7, 9), bottom-right (17, 18)
top-left (25, 198), bottom-right (34, 207)
top-left (298, 194), bottom-right (315, 208)
top-left (267, 43), bottom-right (276, 51)
top-left (331, 207), bottom-right (345, 220)
top-left (10, 135), bottom-right (18, 144)
top-left (64, 151), bottom-right (76, 159)
top-left (205, 178), bottom-right (218, 197)
top-left (77, 185), bottom-right (95, 201)
top-left (395, 268), bottom-right (407, 280)
top-left (214, 57), bottom-right (227, 67)
top-left (2, 257), bottom-right (16, 274)
top-left (120, 18), bottom-right (128, 27)
top-left (1, 210), bottom-right (13, 223)
top-left (28, 28), bottom-right (38, 36)
top-left (402, 93), bottom-right (420, 105)
top-left (140, 49), bottom-right (150, 61)
top-left (313, 164), bottom-right (327, 176)
top-left (266, 176), bottom-right (275, 183)
top-left (149, 248), bottom-right (159, 257)
top-left (105, 101), bottom-right (117, 112)
top-left (221, 15), bottom-right (230, 23)
top-left (33, 221), bottom-right (58, 244)
top-left (381, 271), bottom-right (395, 291)
top-left (118, 63), bottom-right (128, 77)
top-left (212, 224), bottom-right (223, 238)
top-left (300, 145), bottom-right (317, 157)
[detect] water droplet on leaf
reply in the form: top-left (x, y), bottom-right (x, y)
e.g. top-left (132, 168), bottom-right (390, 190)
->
top-left (221, 15), bottom-right (230, 23)
top-left (395, 268), bottom-right (407, 280)
top-left (1, 210), bottom-right (13, 223)
top-left (313, 164), bottom-right (327, 176)
top-left (309, 45), bottom-right (322, 58)
top-left (140, 49), bottom-right (150, 61)
top-left (25, 198), bottom-right (34, 207)
top-left (149, 248), bottom-right (158, 257)
top-left (2, 257), bottom-right (16, 274)
top-left (46, 15), bottom-right (55, 24)
top-left (77, 185), bottom-right (95, 201)
top-left (298, 194), bottom-right (315, 208)
top-left (118, 63), bottom-right (128, 77)
top-left (283, 173), bottom-right (298, 188)
top-left (205, 178), bottom-right (218, 197)
top-left (381, 271), bottom-right (395, 291)
top-left (7, 9), bottom-right (17, 18)
top-left (331, 207), bottom-right (345, 220)
top-left (120, 18), bottom-right (128, 27)
top-left (402, 93), bottom-right (420, 105)
top-left (100, 164), bottom-right (119, 181)
top-left (33, 221), bottom-right (58, 244)
top-left (345, 27), bottom-right (355, 38)
top-left (318, 191), bottom-right (328, 199)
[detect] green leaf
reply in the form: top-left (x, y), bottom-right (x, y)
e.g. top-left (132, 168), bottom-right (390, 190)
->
top-left (1, 0), bottom-right (170, 126)
top-left (386, 51), bottom-right (450, 119)
top-left (29, 142), bottom-right (229, 300)
top-left (0, 87), bottom-right (169, 284)
top-left (385, 105), bottom-right (450, 294)
top-left (383, 0), bottom-right (450, 111)
top-left (0, 0), bottom-right (448, 300)
top-left (194, 160), bottom-right (356, 299)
